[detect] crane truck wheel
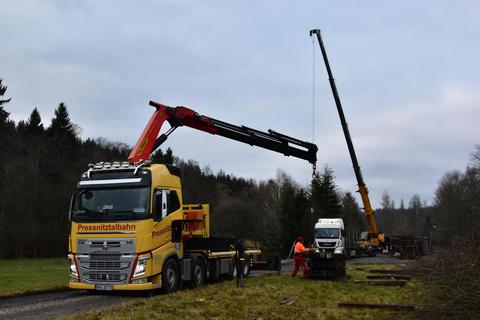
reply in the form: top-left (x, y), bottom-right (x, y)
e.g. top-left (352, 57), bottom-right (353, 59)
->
top-left (229, 257), bottom-right (238, 280)
top-left (162, 258), bottom-right (179, 294)
top-left (242, 256), bottom-right (251, 277)
top-left (191, 257), bottom-right (206, 288)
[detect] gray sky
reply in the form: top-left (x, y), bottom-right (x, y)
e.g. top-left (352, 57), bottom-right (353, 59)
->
top-left (2, 0), bottom-right (479, 208)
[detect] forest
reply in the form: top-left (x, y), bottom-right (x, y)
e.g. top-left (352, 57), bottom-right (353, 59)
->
top-left (0, 78), bottom-right (479, 259)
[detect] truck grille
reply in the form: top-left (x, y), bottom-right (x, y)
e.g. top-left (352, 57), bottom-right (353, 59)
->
top-left (84, 273), bottom-right (126, 282)
top-left (76, 238), bottom-right (136, 284)
top-left (318, 242), bottom-right (336, 247)
top-left (90, 241), bottom-right (121, 248)
top-left (87, 261), bottom-right (130, 270)
top-left (90, 254), bottom-right (121, 261)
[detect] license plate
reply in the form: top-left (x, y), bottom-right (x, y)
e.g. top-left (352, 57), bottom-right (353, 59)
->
top-left (95, 284), bottom-right (113, 291)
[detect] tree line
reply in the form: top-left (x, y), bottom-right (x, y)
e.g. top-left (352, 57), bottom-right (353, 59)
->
top-left (1, 77), bottom-right (478, 258)
top-left (373, 147), bottom-right (480, 246)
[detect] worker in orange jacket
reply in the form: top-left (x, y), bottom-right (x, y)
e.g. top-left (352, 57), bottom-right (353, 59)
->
top-left (291, 236), bottom-right (310, 278)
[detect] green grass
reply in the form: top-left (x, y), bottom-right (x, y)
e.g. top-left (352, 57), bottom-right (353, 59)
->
top-left (69, 264), bottom-right (421, 320)
top-left (0, 258), bottom-right (68, 297)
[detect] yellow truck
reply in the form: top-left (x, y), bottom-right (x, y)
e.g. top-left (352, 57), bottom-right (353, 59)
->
top-left (68, 101), bottom-right (317, 292)
top-left (68, 162), bottom-right (262, 292)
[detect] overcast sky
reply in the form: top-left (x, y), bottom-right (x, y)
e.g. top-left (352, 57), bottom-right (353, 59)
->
top-left (2, 0), bottom-right (479, 208)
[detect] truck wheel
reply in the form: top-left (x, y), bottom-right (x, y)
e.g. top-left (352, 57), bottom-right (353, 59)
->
top-left (191, 257), bottom-right (205, 288)
top-left (162, 259), bottom-right (179, 294)
top-left (229, 258), bottom-right (238, 280)
top-left (242, 256), bottom-right (251, 277)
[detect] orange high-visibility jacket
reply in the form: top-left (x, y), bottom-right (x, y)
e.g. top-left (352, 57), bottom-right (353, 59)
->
top-left (294, 241), bottom-right (309, 254)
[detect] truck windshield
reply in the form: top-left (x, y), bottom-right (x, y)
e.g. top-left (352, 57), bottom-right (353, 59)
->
top-left (315, 228), bottom-right (340, 239)
top-left (71, 187), bottom-right (150, 222)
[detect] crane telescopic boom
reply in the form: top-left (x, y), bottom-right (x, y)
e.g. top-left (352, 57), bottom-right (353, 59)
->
top-left (309, 29), bottom-right (378, 237)
top-left (128, 101), bottom-right (318, 166)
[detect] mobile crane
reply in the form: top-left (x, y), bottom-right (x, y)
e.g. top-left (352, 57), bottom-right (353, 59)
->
top-left (68, 101), bottom-right (317, 292)
top-left (309, 29), bottom-right (382, 255)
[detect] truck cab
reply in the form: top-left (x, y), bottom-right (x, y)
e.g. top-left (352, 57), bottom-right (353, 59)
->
top-left (308, 218), bottom-right (346, 278)
top-left (68, 161), bottom-right (259, 292)
top-left (68, 161), bottom-right (187, 291)
top-left (314, 218), bottom-right (345, 256)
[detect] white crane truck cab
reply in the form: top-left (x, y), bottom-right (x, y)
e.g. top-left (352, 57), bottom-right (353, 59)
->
top-left (314, 218), bottom-right (345, 255)
top-left (308, 218), bottom-right (346, 278)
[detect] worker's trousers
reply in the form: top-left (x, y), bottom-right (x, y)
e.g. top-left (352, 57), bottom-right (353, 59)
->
top-left (291, 255), bottom-right (309, 278)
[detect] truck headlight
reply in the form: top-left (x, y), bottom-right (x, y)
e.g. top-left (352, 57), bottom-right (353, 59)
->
top-left (334, 247), bottom-right (344, 255)
top-left (68, 254), bottom-right (78, 277)
top-left (133, 254), bottom-right (150, 278)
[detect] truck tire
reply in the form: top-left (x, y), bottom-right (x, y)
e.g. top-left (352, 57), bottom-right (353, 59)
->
top-left (191, 257), bottom-right (206, 288)
top-left (162, 259), bottom-right (179, 294)
top-left (242, 256), bottom-right (251, 277)
top-left (229, 257), bottom-right (238, 280)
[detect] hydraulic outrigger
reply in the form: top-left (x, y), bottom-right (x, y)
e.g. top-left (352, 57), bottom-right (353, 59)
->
top-left (128, 101), bottom-right (318, 166)
top-left (310, 29), bottom-right (380, 246)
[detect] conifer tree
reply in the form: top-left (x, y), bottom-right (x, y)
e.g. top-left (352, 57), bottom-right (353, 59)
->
top-left (26, 108), bottom-right (44, 135)
top-left (0, 79), bottom-right (11, 126)
top-left (164, 147), bottom-right (174, 165)
top-left (151, 147), bottom-right (175, 165)
top-left (279, 181), bottom-right (310, 255)
top-left (0, 79), bottom-right (11, 123)
top-left (341, 191), bottom-right (366, 230)
top-left (310, 165), bottom-right (341, 220)
top-left (47, 102), bottom-right (77, 142)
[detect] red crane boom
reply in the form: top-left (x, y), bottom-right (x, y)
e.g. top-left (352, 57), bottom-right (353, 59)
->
top-left (128, 101), bottom-right (318, 165)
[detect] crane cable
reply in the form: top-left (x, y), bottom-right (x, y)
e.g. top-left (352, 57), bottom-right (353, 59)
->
top-left (311, 34), bottom-right (317, 179)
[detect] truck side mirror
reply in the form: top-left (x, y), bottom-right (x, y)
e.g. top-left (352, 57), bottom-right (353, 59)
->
top-left (153, 190), bottom-right (163, 221)
top-left (161, 190), bottom-right (168, 218)
top-left (68, 194), bottom-right (74, 222)
top-left (171, 220), bottom-right (183, 243)
top-left (153, 189), bottom-right (169, 221)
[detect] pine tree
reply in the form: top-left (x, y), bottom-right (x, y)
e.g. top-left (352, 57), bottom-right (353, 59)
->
top-left (0, 79), bottom-right (11, 125)
top-left (26, 108), bottom-right (44, 135)
top-left (151, 147), bottom-right (175, 165)
top-left (150, 148), bottom-right (165, 163)
top-left (341, 191), bottom-right (366, 231)
top-left (164, 147), bottom-right (174, 165)
top-left (279, 181), bottom-right (310, 256)
top-left (310, 165), bottom-right (341, 220)
top-left (47, 102), bottom-right (78, 142)
top-left (0, 78), bottom-right (12, 126)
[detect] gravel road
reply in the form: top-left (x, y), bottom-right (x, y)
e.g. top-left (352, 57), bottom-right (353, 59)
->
top-left (0, 290), bottom-right (136, 320)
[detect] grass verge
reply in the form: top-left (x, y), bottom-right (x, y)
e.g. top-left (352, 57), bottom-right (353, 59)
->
top-left (68, 264), bottom-right (420, 320)
top-left (412, 245), bottom-right (480, 320)
top-left (0, 258), bottom-right (68, 297)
